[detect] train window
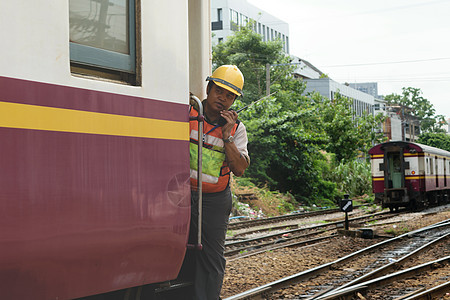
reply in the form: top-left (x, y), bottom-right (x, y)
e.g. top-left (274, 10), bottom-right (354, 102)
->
top-left (69, 0), bottom-right (139, 84)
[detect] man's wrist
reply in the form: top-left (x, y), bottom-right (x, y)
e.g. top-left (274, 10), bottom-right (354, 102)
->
top-left (223, 135), bottom-right (234, 143)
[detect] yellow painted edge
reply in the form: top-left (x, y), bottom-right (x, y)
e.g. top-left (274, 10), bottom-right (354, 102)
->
top-left (374, 176), bottom-right (445, 181)
top-left (372, 153), bottom-right (425, 158)
top-left (405, 176), bottom-right (425, 180)
top-left (404, 153), bottom-right (419, 157)
top-left (0, 101), bottom-right (189, 141)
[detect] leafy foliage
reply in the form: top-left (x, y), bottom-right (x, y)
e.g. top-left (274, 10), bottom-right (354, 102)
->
top-left (213, 24), bottom-right (384, 205)
top-left (417, 132), bottom-right (450, 152)
top-left (327, 159), bottom-right (372, 197)
top-left (213, 25), bottom-right (298, 105)
top-left (384, 87), bottom-right (447, 133)
top-left (311, 92), bottom-right (386, 162)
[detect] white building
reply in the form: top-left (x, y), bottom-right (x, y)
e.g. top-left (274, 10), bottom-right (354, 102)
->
top-left (303, 78), bottom-right (375, 117)
top-left (290, 56), bottom-right (323, 80)
top-left (211, 0), bottom-right (290, 53)
top-left (349, 82), bottom-right (379, 98)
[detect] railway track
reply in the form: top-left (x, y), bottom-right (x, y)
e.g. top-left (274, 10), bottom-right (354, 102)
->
top-left (227, 206), bottom-right (369, 231)
top-left (225, 211), bottom-right (396, 258)
top-left (224, 218), bottom-right (450, 299)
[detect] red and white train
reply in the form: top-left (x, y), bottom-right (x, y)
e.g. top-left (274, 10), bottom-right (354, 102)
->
top-left (0, 0), bottom-right (210, 299)
top-left (369, 141), bottom-right (450, 211)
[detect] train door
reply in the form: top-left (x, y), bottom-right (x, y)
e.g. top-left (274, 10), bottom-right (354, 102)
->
top-left (383, 147), bottom-right (410, 211)
top-left (386, 152), bottom-right (404, 189)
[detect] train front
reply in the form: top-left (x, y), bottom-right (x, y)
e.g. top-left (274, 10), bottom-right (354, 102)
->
top-left (369, 141), bottom-right (423, 211)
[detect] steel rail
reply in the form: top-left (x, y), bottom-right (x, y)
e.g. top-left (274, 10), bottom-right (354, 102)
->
top-left (225, 227), bottom-right (334, 256)
top-left (228, 208), bottom-right (342, 230)
top-left (230, 210), bottom-right (393, 238)
top-left (315, 232), bottom-right (450, 298)
top-left (227, 235), bottom-right (337, 260)
top-left (316, 256), bottom-right (450, 300)
top-left (225, 211), bottom-right (394, 256)
top-left (228, 240), bottom-right (332, 262)
top-left (402, 281), bottom-right (450, 300)
top-left (224, 219), bottom-right (450, 300)
top-left (228, 205), bottom-right (370, 231)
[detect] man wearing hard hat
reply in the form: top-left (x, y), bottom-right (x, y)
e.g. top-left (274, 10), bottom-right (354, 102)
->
top-left (189, 65), bottom-right (250, 299)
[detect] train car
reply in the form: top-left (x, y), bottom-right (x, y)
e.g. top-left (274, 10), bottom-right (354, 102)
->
top-left (369, 141), bottom-right (450, 211)
top-left (0, 0), bottom-right (210, 299)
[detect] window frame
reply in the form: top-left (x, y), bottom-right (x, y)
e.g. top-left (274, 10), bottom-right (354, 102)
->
top-left (69, 0), bottom-right (136, 74)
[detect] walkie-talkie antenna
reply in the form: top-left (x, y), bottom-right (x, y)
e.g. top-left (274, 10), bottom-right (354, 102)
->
top-left (217, 92), bottom-right (277, 126)
top-left (235, 92), bottom-right (277, 113)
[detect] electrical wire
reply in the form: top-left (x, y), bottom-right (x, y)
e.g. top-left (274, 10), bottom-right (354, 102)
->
top-left (322, 57), bottom-right (450, 68)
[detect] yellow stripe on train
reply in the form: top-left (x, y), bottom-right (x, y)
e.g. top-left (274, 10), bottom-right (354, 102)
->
top-left (371, 153), bottom-right (424, 158)
top-left (0, 101), bottom-right (189, 141)
top-left (373, 176), bottom-right (426, 181)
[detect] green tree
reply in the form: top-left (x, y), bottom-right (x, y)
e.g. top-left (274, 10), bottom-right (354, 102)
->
top-left (239, 97), bottom-right (334, 204)
top-left (213, 24), bottom-right (384, 204)
top-left (417, 132), bottom-right (450, 151)
top-left (213, 24), bottom-right (301, 106)
top-left (306, 92), bottom-right (386, 162)
top-left (384, 87), bottom-right (447, 133)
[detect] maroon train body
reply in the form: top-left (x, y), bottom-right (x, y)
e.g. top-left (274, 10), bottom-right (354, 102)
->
top-left (0, 0), bottom-right (210, 299)
top-left (369, 141), bottom-right (450, 211)
top-left (0, 77), bottom-right (191, 299)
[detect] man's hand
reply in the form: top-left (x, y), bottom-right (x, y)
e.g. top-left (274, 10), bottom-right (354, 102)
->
top-left (220, 110), bottom-right (238, 138)
top-left (219, 110), bottom-right (248, 176)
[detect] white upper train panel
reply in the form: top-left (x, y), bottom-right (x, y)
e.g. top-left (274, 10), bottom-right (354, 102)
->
top-left (0, 1), bottom-right (206, 105)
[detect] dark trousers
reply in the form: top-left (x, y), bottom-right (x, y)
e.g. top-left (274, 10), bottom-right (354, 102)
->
top-left (189, 187), bottom-right (232, 300)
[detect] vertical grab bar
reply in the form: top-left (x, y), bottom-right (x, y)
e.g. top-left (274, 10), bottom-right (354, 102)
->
top-left (189, 95), bottom-right (203, 250)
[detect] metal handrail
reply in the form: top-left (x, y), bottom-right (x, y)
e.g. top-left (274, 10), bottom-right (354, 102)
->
top-left (189, 94), bottom-right (203, 250)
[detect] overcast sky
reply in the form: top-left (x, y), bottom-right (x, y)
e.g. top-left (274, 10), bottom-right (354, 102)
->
top-left (247, 0), bottom-right (450, 121)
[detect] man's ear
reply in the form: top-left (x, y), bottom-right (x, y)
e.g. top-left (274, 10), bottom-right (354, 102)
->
top-left (206, 82), bottom-right (213, 95)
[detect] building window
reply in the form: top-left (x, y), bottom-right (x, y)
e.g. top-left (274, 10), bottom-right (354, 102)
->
top-left (217, 8), bottom-right (222, 21)
top-left (243, 16), bottom-right (248, 26)
top-left (218, 37), bottom-right (223, 43)
top-left (262, 25), bottom-right (266, 41)
top-left (232, 10), bottom-right (239, 24)
top-left (230, 9), bottom-right (239, 30)
top-left (69, 0), bottom-right (136, 77)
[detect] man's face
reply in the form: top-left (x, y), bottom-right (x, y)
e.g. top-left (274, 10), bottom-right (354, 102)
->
top-left (206, 83), bottom-right (236, 114)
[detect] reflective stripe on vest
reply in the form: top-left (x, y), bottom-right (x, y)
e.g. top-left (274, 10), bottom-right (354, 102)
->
top-left (190, 129), bottom-right (225, 182)
top-left (189, 106), bottom-right (238, 193)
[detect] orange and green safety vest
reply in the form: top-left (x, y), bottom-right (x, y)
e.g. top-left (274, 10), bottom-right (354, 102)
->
top-left (189, 106), bottom-right (239, 193)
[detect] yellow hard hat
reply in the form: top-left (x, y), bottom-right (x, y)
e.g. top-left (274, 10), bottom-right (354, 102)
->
top-left (206, 65), bottom-right (244, 96)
